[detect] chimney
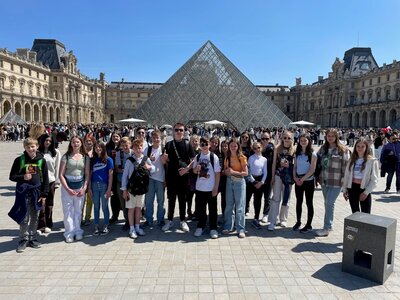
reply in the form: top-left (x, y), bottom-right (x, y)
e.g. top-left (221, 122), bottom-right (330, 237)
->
top-left (28, 51), bottom-right (37, 62)
top-left (318, 76), bottom-right (323, 82)
top-left (16, 48), bottom-right (29, 59)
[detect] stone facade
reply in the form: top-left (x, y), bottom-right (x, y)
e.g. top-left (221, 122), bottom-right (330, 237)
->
top-left (106, 82), bottom-right (162, 123)
top-left (1, 41), bottom-right (399, 128)
top-left (293, 47), bottom-right (400, 128)
top-left (0, 39), bottom-right (106, 124)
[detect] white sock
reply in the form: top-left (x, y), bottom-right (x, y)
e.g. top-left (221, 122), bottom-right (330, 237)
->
top-left (135, 225), bottom-right (140, 231)
top-left (130, 226), bottom-right (135, 232)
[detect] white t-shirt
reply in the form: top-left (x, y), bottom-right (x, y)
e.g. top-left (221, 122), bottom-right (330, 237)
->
top-left (192, 152), bottom-right (221, 192)
top-left (147, 146), bottom-right (165, 183)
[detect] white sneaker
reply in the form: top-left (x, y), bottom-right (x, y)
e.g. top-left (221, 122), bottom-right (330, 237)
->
top-left (194, 228), bottom-right (203, 237)
top-left (65, 237), bottom-right (74, 243)
top-left (129, 229), bottom-right (138, 239)
top-left (36, 230), bottom-right (43, 235)
top-left (210, 230), bottom-right (218, 239)
top-left (280, 221), bottom-right (287, 228)
top-left (261, 215), bottom-right (268, 223)
top-left (44, 227), bottom-right (51, 233)
top-left (162, 220), bottom-right (173, 232)
top-left (315, 229), bottom-right (331, 237)
top-left (136, 228), bottom-right (146, 236)
top-left (267, 224), bottom-right (275, 231)
top-left (180, 221), bottom-right (189, 232)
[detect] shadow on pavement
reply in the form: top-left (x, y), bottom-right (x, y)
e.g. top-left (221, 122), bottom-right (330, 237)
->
top-left (292, 241), bottom-right (342, 253)
top-left (312, 262), bottom-right (379, 290)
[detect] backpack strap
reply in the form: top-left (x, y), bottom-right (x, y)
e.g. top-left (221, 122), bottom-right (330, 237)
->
top-left (19, 154), bottom-right (25, 172)
top-left (146, 146), bottom-right (153, 158)
top-left (196, 153), bottom-right (215, 170)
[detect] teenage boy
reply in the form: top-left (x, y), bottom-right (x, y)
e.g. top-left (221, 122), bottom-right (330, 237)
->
top-left (121, 139), bottom-right (155, 239)
top-left (9, 138), bottom-right (49, 253)
top-left (162, 123), bottom-right (196, 232)
top-left (192, 137), bottom-right (221, 239)
top-left (115, 137), bottom-right (133, 230)
top-left (144, 130), bottom-right (167, 228)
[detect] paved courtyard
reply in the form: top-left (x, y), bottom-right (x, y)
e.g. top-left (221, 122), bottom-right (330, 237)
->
top-left (0, 141), bottom-right (399, 300)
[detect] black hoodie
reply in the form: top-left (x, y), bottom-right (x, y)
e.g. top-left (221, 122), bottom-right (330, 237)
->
top-left (9, 151), bottom-right (49, 197)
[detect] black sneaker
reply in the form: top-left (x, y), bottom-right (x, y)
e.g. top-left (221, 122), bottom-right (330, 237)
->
top-left (122, 222), bottom-right (130, 231)
top-left (292, 222), bottom-right (301, 231)
top-left (16, 240), bottom-right (28, 253)
top-left (300, 225), bottom-right (313, 233)
top-left (109, 217), bottom-right (118, 225)
top-left (29, 239), bottom-right (41, 249)
top-left (93, 226), bottom-right (100, 236)
top-left (142, 221), bottom-right (153, 229)
top-left (252, 219), bottom-right (262, 230)
top-left (101, 226), bottom-right (110, 235)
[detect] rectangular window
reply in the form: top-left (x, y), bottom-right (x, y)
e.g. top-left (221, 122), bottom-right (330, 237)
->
top-left (53, 76), bottom-right (57, 82)
top-left (0, 60), bottom-right (3, 68)
top-left (20, 66), bottom-right (23, 74)
top-left (29, 69), bottom-right (31, 76)
top-left (378, 77), bottom-right (381, 84)
top-left (44, 74), bottom-right (46, 80)
top-left (11, 63), bottom-right (14, 71)
top-left (397, 72), bottom-right (400, 79)
top-left (37, 72), bottom-right (40, 79)
top-left (369, 78), bottom-right (372, 85)
top-left (362, 81), bottom-right (365, 87)
top-left (387, 74), bottom-right (390, 81)
top-left (386, 90), bottom-right (390, 100)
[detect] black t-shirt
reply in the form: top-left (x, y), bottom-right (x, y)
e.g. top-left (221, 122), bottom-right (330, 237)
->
top-left (165, 139), bottom-right (195, 175)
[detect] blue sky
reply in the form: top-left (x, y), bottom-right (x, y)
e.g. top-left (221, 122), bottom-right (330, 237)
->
top-left (1, 0), bottom-right (400, 86)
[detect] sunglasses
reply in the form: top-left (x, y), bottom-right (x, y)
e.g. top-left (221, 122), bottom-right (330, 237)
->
top-left (137, 131), bottom-right (145, 135)
top-left (254, 147), bottom-right (261, 150)
top-left (241, 136), bottom-right (249, 139)
top-left (174, 128), bottom-right (184, 132)
top-left (283, 137), bottom-right (292, 140)
top-left (200, 142), bottom-right (209, 147)
top-left (261, 137), bottom-right (270, 141)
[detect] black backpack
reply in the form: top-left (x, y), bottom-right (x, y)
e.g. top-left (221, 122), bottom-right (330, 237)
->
top-left (127, 156), bottom-right (150, 196)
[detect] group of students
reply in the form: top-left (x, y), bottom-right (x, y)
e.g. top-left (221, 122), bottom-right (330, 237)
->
top-left (8, 123), bottom-right (381, 253)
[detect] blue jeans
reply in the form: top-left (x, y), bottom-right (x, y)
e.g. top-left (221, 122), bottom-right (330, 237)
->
top-left (144, 178), bottom-right (165, 225)
top-left (224, 177), bottom-right (246, 231)
top-left (321, 185), bottom-right (341, 230)
top-left (91, 181), bottom-right (109, 226)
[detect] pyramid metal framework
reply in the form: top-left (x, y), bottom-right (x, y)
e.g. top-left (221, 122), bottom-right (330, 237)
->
top-left (134, 41), bottom-right (292, 130)
top-left (0, 109), bottom-right (27, 124)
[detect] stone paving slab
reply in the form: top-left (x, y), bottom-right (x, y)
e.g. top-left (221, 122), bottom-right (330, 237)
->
top-left (0, 141), bottom-right (399, 299)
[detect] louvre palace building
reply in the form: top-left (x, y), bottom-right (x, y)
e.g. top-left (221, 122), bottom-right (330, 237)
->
top-left (1, 39), bottom-right (399, 128)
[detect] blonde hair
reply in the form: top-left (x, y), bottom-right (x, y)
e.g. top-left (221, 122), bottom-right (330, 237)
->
top-left (29, 124), bottom-right (45, 140)
top-left (120, 136), bottom-right (131, 145)
top-left (276, 131), bottom-right (295, 156)
top-left (23, 137), bottom-right (38, 147)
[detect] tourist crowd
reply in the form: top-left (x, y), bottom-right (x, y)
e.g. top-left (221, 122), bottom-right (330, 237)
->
top-left (6, 122), bottom-right (400, 253)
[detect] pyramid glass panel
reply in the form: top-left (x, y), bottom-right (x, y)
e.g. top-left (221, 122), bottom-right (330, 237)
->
top-left (134, 41), bottom-right (292, 130)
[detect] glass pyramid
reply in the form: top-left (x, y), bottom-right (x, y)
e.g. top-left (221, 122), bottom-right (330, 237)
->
top-left (134, 41), bottom-right (292, 130)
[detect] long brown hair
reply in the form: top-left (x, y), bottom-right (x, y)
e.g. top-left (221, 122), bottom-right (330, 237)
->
top-left (321, 128), bottom-right (347, 154)
top-left (226, 138), bottom-right (243, 162)
top-left (67, 135), bottom-right (86, 156)
top-left (93, 141), bottom-right (108, 164)
top-left (348, 138), bottom-right (372, 171)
